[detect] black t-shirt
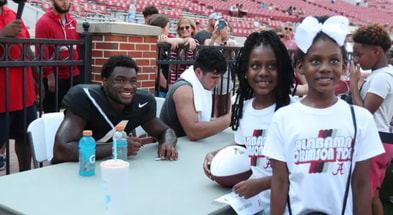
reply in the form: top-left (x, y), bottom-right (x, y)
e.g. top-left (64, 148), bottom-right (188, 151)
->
top-left (63, 84), bottom-right (156, 142)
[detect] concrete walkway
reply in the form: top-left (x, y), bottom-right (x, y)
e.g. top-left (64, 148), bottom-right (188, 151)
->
top-left (0, 140), bottom-right (35, 176)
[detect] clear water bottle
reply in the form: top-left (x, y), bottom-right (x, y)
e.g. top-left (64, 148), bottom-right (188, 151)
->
top-left (79, 130), bottom-right (96, 177)
top-left (113, 125), bottom-right (128, 161)
top-left (127, 1), bottom-right (136, 23)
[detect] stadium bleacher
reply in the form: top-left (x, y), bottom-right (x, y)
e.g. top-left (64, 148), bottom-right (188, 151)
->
top-left (26, 0), bottom-right (393, 38)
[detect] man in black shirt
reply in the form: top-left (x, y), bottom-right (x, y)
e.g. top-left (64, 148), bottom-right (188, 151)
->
top-left (53, 55), bottom-right (177, 163)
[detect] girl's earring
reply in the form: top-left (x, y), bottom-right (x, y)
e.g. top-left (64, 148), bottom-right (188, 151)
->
top-left (244, 75), bottom-right (247, 79)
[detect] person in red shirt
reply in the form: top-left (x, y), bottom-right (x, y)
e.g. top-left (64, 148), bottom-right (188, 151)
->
top-left (0, 0), bottom-right (39, 171)
top-left (35, 0), bottom-right (80, 113)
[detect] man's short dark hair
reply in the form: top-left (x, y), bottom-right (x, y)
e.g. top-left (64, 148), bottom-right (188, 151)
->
top-left (148, 14), bottom-right (169, 28)
top-left (101, 55), bottom-right (139, 79)
top-left (194, 47), bottom-right (226, 75)
top-left (142, 6), bottom-right (159, 18)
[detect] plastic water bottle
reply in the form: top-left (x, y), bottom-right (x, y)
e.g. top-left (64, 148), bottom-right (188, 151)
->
top-left (127, 1), bottom-right (136, 23)
top-left (79, 130), bottom-right (96, 177)
top-left (113, 125), bottom-right (128, 161)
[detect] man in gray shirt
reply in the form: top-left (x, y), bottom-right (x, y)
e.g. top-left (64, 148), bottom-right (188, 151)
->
top-left (194, 12), bottom-right (222, 45)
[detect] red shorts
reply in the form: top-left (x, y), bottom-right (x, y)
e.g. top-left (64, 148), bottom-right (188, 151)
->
top-left (370, 143), bottom-right (393, 197)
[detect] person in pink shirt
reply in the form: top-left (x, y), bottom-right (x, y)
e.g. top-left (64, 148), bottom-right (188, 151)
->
top-left (281, 22), bottom-right (297, 51)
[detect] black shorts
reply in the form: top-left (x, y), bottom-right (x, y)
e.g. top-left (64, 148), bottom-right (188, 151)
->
top-left (0, 105), bottom-right (37, 147)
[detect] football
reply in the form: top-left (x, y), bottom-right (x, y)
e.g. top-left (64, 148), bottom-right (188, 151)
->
top-left (210, 145), bottom-right (252, 187)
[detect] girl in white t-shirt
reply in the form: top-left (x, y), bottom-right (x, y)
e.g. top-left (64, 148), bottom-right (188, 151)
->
top-left (262, 16), bottom-right (385, 215)
top-left (350, 23), bottom-right (393, 215)
top-left (203, 30), bottom-right (296, 215)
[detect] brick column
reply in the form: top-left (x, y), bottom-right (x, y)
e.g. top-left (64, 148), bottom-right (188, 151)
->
top-left (78, 22), bottom-right (160, 92)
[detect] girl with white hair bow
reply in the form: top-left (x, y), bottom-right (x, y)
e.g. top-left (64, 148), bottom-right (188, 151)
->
top-left (262, 16), bottom-right (385, 215)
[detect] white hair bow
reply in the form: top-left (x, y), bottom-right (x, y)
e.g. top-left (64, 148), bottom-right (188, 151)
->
top-left (295, 16), bottom-right (349, 53)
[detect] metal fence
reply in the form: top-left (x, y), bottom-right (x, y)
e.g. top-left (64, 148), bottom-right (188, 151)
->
top-left (0, 23), bottom-right (92, 174)
top-left (156, 44), bottom-right (241, 117)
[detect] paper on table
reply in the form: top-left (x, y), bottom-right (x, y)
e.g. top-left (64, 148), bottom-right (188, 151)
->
top-left (215, 192), bottom-right (265, 215)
